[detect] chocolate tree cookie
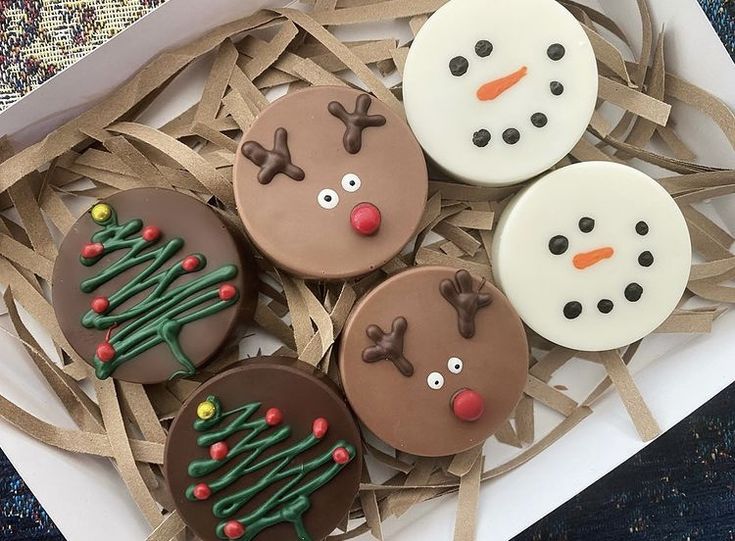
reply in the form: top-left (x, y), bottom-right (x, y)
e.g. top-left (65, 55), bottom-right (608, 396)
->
top-left (339, 266), bottom-right (528, 457)
top-left (233, 86), bottom-right (428, 280)
top-left (164, 358), bottom-right (362, 541)
top-left (52, 188), bottom-right (258, 384)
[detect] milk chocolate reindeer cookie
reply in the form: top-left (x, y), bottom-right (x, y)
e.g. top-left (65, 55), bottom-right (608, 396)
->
top-left (233, 86), bottom-right (428, 280)
top-left (339, 266), bottom-right (528, 457)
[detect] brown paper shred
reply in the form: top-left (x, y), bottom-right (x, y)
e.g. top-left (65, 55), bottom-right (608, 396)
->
top-left (481, 407), bottom-right (592, 481)
top-left (597, 76), bottom-right (671, 126)
top-left (118, 382), bottom-right (168, 444)
top-left (103, 136), bottom-right (173, 188)
top-left (359, 465), bottom-right (384, 541)
top-left (493, 420), bottom-right (522, 448)
top-left (657, 124), bottom-right (697, 161)
top-left (581, 24), bottom-right (632, 85)
top-left (0, 11), bottom-right (279, 192)
top-left (196, 40), bottom-right (239, 124)
top-left (0, 233), bottom-right (53, 281)
top-left (95, 378), bottom-right (163, 526)
top-left (146, 511), bottom-right (186, 541)
top-left (448, 445), bottom-right (483, 478)
top-left (4, 288), bottom-right (104, 432)
top-left (514, 395), bottom-right (535, 445)
top-left (529, 347), bottom-right (576, 383)
top-left (690, 258), bottom-right (735, 281)
top-left (0, 393), bottom-right (163, 463)
top-left (655, 308), bottom-right (725, 334)
top-left (108, 122), bottom-right (235, 207)
top-left (524, 375), bottom-right (578, 417)
top-left (38, 187), bottom-right (77, 235)
top-left (7, 180), bottom-right (57, 260)
top-left (327, 523), bottom-right (371, 541)
top-left (433, 222), bottom-right (481, 256)
top-left (391, 46), bottom-right (409, 76)
top-left (452, 452), bottom-right (482, 541)
top-left (598, 350), bottom-right (661, 441)
top-left (409, 14), bottom-right (429, 36)
top-left (415, 247), bottom-right (492, 279)
top-left (365, 443), bottom-right (413, 473)
top-left (275, 8), bottom-right (404, 116)
top-left (383, 458), bottom-right (436, 518)
top-left (444, 210), bottom-right (494, 231)
top-left (293, 57), bottom-right (348, 86)
top-left (310, 0), bottom-right (447, 25)
top-left (243, 22), bottom-right (299, 80)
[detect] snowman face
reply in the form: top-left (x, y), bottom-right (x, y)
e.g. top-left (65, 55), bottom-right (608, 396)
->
top-left (403, 0), bottom-right (598, 186)
top-left (492, 162), bottom-right (692, 351)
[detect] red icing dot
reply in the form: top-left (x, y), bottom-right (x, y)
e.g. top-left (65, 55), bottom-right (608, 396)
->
top-left (81, 242), bottom-right (104, 259)
top-left (192, 483), bottom-right (211, 500)
top-left (141, 226), bottom-right (161, 242)
top-left (332, 447), bottom-right (350, 465)
top-left (181, 256), bottom-right (200, 272)
top-left (452, 389), bottom-right (485, 422)
top-left (265, 408), bottom-right (283, 426)
top-left (312, 418), bottom-right (329, 439)
top-left (96, 342), bottom-right (115, 363)
top-left (209, 441), bottom-right (229, 461)
top-left (223, 520), bottom-right (245, 539)
top-left (218, 284), bottom-right (237, 301)
top-left (350, 202), bottom-right (381, 236)
top-left (90, 296), bottom-right (109, 314)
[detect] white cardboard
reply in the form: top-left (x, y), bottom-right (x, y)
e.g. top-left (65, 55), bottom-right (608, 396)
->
top-left (0, 1), bottom-right (733, 540)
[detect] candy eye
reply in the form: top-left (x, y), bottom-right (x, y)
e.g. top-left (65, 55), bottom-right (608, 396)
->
top-left (447, 357), bottom-right (463, 374)
top-left (317, 189), bottom-right (339, 209)
top-left (549, 235), bottom-right (569, 255)
top-left (449, 56), bottom-right (469, 76)
top-left (427, 372), bottom-right (445, 390)
top-left (341, 173), bottom-right (361, 192)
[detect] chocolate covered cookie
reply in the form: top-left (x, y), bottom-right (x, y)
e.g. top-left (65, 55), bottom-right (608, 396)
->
top-left (492, 162), bottom-right (692, 351)
top-left (339, 266), bottom-right (528, 457)
top-left (52, 188), bottom-right (257, 384)
top-left (164, 358), bottom-right (362, 541)
top-left (403, 0), bottom-right (598, 186)
top-left (233, 86), bottom-right (428, 280)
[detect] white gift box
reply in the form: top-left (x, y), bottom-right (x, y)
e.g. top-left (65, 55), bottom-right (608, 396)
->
top-left (0, 0), bottom-right (734, 540)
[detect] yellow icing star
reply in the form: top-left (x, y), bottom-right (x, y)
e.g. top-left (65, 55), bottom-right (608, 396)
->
top-left (91, 203), bottom-right (112, 224)
top-left (197, 400), bottom-right (216, 420)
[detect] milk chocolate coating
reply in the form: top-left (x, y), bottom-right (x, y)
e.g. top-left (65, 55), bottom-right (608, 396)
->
top-left (233, 86), bottom-right (428, 280)
top-left (52, 188), bottom-right (258, 384)
top-left (164, 357), bottom-right (363, 541)
top-left (339, 266), bottom-right (528, 457)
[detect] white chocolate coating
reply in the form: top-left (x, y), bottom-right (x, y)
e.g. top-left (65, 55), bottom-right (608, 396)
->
top-left (403, 0), bottom-right (598, 186)
top-left (492, 162), bottom-right (692, 351)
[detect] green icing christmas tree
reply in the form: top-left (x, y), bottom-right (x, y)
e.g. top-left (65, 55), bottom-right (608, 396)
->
top-left (78, 202), bottom-right (240, 380)
top-left (186, 396), bottom-right (356, 541)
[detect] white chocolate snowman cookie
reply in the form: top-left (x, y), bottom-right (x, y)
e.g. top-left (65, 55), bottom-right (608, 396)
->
top-left (403, 0), bottom-right (598, 186)
top-left (492, 162), bottom-right (692, 351)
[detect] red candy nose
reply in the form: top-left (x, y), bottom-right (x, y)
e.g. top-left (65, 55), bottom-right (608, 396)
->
top-left (452, 389), bottom-right (485, 422)
top-left (350, 203), bottom-right (381, 236)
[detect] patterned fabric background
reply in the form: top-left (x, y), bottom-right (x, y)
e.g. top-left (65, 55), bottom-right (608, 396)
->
top-left (0, 1), bottom-right (733, 540)
top-left (0, 0), bottom-right (166, 110)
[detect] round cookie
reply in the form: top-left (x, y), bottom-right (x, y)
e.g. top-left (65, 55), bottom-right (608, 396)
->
top-left (339, 266), bottom-right (528, 457)
top-left (402, 0), bottom-right (598, 186)
top-left (53, 188), bottom-right (258, 384)
top-left (164, 358), bottom-right (362, 541)
top-left (233, 86), bottom-right (428, 280)
top-left (492, 161), bottom-right (692, 351)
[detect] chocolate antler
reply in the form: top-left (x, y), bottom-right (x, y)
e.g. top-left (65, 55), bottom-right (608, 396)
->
top-left (440, 270), bottom-right (492, 339)
top-left (362, 316), bottom-right (413, 377)
top-left (328, 94), bottom-right (386, 154)
top-left (241, 127), bottom-right (305, 184)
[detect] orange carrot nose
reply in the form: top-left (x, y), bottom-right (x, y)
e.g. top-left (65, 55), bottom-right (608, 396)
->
top-left (573, 247), bottom-right (614, 270)
top-left (476, 66), bottom-right (528, 101)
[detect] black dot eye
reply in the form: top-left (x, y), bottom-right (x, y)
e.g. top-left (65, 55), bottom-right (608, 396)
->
top-left (625, 283), bottom-right (643, 302)
top-left (550, 81), bottom-right (564, 96)
top-left (472, 129), bottom-right (491, 147)
top-left (547, 43), bottom-right (565, 60)
top-left (503, 128), bottom-right (520, 145)
top-left (638, 251), bottom-right (654, 267)
top-left (636, 221), bottom-right (649, 235)
top-left (597, 299), bottom-right (614, 314)
top-left (449, 56), bottom-right (469, 76)
top-left (578, 217), bottom-right (595, 233)
top-left (324, 195), bottom-right (332, 202)
top-left (531, 113), bottom-right (548, 128)
top-left (563, 301), bottom-right (582, 319)
top-left (475, 40), bottom-right (493, 57)
top-left (548, 235), bottom-right (568, 255)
